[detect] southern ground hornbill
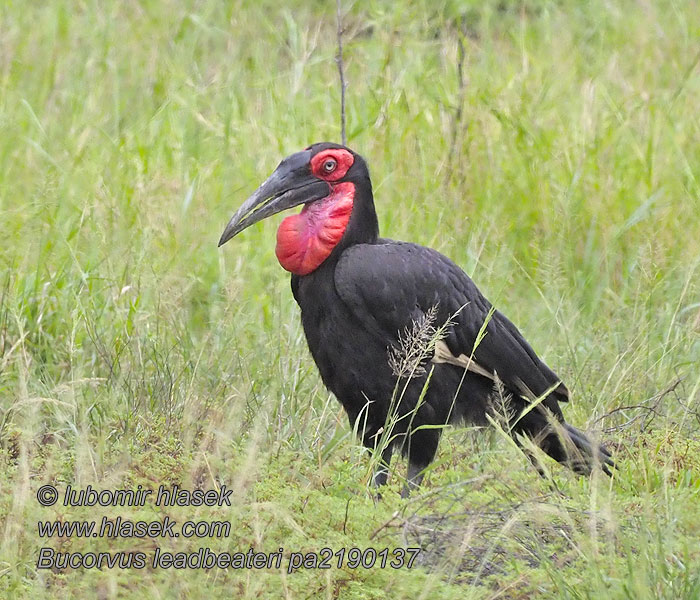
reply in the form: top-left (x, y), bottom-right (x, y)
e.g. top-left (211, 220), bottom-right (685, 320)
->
top-left (219, 142), bottom-right (613, 494)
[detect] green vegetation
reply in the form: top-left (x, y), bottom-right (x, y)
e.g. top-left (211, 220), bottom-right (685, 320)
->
top-left (1, 0), bottom-right (699, 597)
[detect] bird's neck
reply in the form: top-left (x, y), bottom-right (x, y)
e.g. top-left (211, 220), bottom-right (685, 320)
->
top-left (340, 176), bottom-right (379, 248)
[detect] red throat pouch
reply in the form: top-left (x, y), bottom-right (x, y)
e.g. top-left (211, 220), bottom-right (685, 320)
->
top-left (275, 182), bottom-right (354, 275)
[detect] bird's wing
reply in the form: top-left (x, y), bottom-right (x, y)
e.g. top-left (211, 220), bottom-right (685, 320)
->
top-left (334, 241), bottom-right (569, 409)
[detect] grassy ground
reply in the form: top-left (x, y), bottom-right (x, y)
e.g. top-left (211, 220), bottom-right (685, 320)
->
top-left (1, 0), bottom-right (699, 597)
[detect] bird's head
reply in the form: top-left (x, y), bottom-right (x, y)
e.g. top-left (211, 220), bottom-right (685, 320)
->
top-left (219, 143), bottom-right (377, 275)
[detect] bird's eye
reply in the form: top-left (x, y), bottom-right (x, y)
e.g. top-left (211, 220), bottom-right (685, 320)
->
top-left (322, 158), bottom-right (337, 173)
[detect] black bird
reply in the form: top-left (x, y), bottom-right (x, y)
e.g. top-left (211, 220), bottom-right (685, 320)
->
top-left (219, 143), bottom-right (613, 494)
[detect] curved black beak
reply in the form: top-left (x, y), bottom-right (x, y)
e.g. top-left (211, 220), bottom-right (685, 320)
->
top-left (218, 150), bottom-right (330, 247)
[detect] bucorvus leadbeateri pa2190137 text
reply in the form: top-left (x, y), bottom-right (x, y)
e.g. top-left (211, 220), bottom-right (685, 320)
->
top-left (219, 143), bottom-right (613, 495)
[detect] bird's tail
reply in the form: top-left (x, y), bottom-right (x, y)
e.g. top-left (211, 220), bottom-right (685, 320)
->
top-left (509, 407), bottom-right (614, 476)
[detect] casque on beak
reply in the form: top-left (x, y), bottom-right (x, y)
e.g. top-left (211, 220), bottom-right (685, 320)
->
top-left (218, 149), bottom-right (331, 247)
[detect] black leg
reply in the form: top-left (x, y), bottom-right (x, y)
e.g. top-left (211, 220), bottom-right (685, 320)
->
top-left (400, 427), bottom-right (440, 498)
top-left (373, 444), bottom-right (393, 488)
top-left (401, 461), bottom-right (427, 498)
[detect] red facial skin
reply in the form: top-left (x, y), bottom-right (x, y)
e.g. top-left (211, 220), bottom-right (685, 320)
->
top-left (310, 149), bottom-right (354, 181)
top-left (275, 148), bottom-right (356, 275)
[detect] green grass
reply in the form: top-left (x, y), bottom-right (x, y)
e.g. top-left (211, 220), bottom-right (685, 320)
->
top-left (1, 0), bottom-right (699, 597)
